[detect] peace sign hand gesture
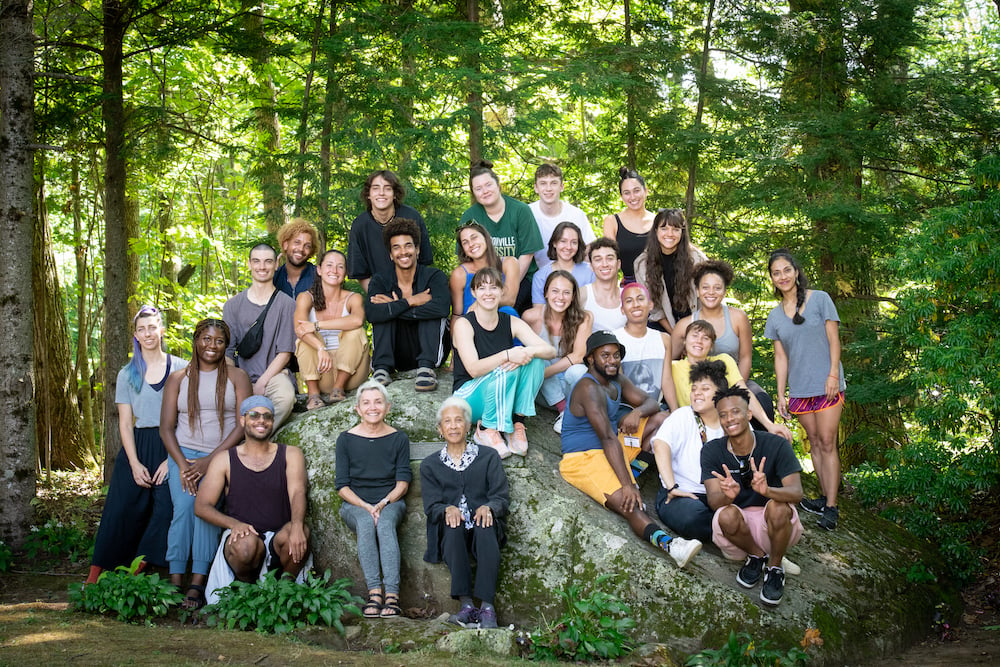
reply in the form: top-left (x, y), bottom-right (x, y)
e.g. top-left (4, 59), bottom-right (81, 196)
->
top-left (750, 456), bottom-right (769, 497)
top-left (711, 465), bottom-right (740, 501)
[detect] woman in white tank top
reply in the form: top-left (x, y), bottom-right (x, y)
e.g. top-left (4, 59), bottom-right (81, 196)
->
top-left (294, 250), bottom-right (370, 408)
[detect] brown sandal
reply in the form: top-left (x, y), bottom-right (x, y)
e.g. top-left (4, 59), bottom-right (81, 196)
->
top-left (323, 387), bottom-right (346, 404)
top-left (363, 591), bottom-right (383, 618)
top-left (380, 593), bottom-right (401, 618)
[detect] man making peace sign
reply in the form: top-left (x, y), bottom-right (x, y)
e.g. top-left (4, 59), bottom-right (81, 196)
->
top-left (701, 386), bottom-right (803, 607)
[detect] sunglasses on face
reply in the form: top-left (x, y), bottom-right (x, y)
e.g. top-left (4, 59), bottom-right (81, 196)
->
top-left (245, 411), bottom-right (274, 421)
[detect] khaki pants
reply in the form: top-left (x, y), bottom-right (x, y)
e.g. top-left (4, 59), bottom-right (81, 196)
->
top-left (295, 327), bottom-right (370, 394)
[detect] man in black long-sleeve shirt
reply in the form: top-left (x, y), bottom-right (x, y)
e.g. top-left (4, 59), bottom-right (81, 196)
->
top-left (366, 219), bottom-right (450, 392)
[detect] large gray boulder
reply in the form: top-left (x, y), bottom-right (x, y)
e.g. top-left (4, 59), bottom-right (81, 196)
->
top-left (277, 373), bottom-right (956, 665)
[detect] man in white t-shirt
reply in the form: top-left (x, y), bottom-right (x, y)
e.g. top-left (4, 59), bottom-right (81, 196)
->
top-left (612, 282), bottom-right (677, 409)
top-left (529, 163), bottom-right (596, 271)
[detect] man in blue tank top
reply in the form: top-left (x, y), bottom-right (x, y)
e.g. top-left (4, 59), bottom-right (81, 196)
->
top-left (559, 331), bottom-right (702, 568)
top-left (196, 396), bottom-right (312, 603)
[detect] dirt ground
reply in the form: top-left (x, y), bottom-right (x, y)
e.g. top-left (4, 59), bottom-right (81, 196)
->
top-left (2, 471), bottom-right (998, 666)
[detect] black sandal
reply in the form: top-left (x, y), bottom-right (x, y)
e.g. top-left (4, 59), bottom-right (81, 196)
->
top-left (381, 593), bottom-right (401, 618)
top-left (363, 591), bottom-right (384, 618)
top-left (182, 584), bottom-right (206, 610)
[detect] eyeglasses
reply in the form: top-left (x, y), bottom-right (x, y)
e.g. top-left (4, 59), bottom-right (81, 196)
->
top-left (245, 411), bottom-right (274, 421)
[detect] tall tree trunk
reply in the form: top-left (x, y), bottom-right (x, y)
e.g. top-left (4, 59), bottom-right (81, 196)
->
top-left (0, 0), bottom-right (38, 545)
top-left (293, 0), bottom-right (326, 217)
top-left (624, 0), bottom-right (636, 169)
top-left (71, 157), bottom-right (98, 459)
top-left (465, 0), bottom-right (483, 165)
top-left (102, 0), bottom-right (136, 481)
top-left (33, 168), bottom-right (92, 470)
top-left (684, 0), bottom-right (716, 223)
top-left (318, 0), bottom-right (340, 246)
top-left (243, 0), bottom-right (286, 233)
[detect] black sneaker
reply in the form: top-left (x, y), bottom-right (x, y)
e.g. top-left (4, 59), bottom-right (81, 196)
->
top-left (448, 605), bottom-right (479, 628)
top-left (817, 505), bottom-right (839, 531)
top-left (736, 554), bottom-right (766, 588)
top-left (799, 496), bottom-right (826, 516)
top-left (760, 566), bottom-right (785, 605)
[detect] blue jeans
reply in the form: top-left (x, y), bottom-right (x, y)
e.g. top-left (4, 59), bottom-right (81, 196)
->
top-left (655, 489), bottom-right (714, 543)
top-left (167, 446), bottom-right (221, 576)
top-left (339, 500), bottom-right (407, 594)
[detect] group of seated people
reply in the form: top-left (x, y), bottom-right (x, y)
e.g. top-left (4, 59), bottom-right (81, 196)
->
top-left (88, 161), bottom-right (847, 617)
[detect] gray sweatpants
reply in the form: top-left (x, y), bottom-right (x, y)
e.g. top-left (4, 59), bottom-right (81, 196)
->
top-left (339, 500), bottom-right (406, 594)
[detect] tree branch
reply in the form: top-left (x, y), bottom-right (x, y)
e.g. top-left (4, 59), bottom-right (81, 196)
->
top-left (861, 163), bottom-right (968, 186)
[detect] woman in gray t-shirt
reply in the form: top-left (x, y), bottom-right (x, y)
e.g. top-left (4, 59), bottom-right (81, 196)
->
top-left (764, 250), bottom-right (846, 532)
top-left (86, 306), bottom-right (188, 584)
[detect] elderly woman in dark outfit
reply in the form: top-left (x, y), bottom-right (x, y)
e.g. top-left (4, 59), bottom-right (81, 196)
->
top-left (421, 396), bottom-right (510, 630)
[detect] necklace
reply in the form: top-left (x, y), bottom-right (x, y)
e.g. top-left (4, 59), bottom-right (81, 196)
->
top-left (727, 430), bottom-right (756, 465)
top-left (372, 210), bottom-right (395, 225)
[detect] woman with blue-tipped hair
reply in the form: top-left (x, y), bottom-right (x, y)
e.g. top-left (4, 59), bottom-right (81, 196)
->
top-left (86, 306), bottom-right (188, 584)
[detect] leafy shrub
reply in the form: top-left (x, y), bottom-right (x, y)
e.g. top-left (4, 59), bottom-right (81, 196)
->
top-left (528, 574), bottom-right (636, 662)
top-left (0, 540), bottom-right (12, 572)
top-left (847, 434), bottom-right (998, 582)
top-left (204, 569), bottom-right (361, 634)
top-left (69, 556), bottom-right (183, 622)
top-left (686, 631), bottom-right (809, 667)
top-left (24, 518), bottom-right (94, 563)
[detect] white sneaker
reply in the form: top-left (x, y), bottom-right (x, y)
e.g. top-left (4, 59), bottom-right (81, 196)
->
top-left (553, 412), bottom-right (563, 434)
top-left (668, 536), bottom-right (702, 568)
top-left (780, 556), bottom-right (801, 576)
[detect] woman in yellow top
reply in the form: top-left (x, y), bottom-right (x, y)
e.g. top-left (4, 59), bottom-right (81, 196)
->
top-left (671, 320), bottom-right (792, 442)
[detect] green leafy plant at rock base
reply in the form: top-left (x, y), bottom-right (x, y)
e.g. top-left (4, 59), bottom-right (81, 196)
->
top-left (68, 556), bottom-right (183, 622)
top-left (203, 569), bottom-right (361, 635)
top-left (686, 631), bottom-right (808, 667)
top-left (24, 518), bottom-right (94, 563)
top-left (527, 574), bottom-right (636, 662)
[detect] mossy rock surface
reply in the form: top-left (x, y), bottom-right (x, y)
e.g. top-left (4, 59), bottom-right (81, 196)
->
top-left (276, 372), bottom-right (956, 665)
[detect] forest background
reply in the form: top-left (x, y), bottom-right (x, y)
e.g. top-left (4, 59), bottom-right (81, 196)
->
top-left (0, 0), bottom-right (998, 581)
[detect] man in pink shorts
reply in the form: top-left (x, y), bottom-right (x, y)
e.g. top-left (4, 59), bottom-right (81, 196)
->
top-left (701, 386), bottom-right (803, 606)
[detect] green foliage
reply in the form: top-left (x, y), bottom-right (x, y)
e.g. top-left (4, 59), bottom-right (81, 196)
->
top-left (891, 157), bottom-right (1000, 441)
top-left (68, 557), bottom-right (183, 623)
top-left (528, 574), bottom-right (636, 662)
top-left (686, 631), bottom-right (808, 667)
top-left (23, 518), bottom-right (94, 564)
top-left (848, 434), bottom-right (999, 582)
top-left (0, 541), bottom-right (12, 572)
top-left (905, 561), bottom-right (937, 585)
top-left (203, 569), bottom-right (361, 635)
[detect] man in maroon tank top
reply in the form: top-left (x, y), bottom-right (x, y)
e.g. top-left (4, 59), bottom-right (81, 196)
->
top-left (196, 396), bottom-right (311, 600)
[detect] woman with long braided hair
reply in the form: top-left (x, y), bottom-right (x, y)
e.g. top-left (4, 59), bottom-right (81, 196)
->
top-left (764, 250), bottom-right (846, 532)
top-left (161, 318), bottom-right (251, 609)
